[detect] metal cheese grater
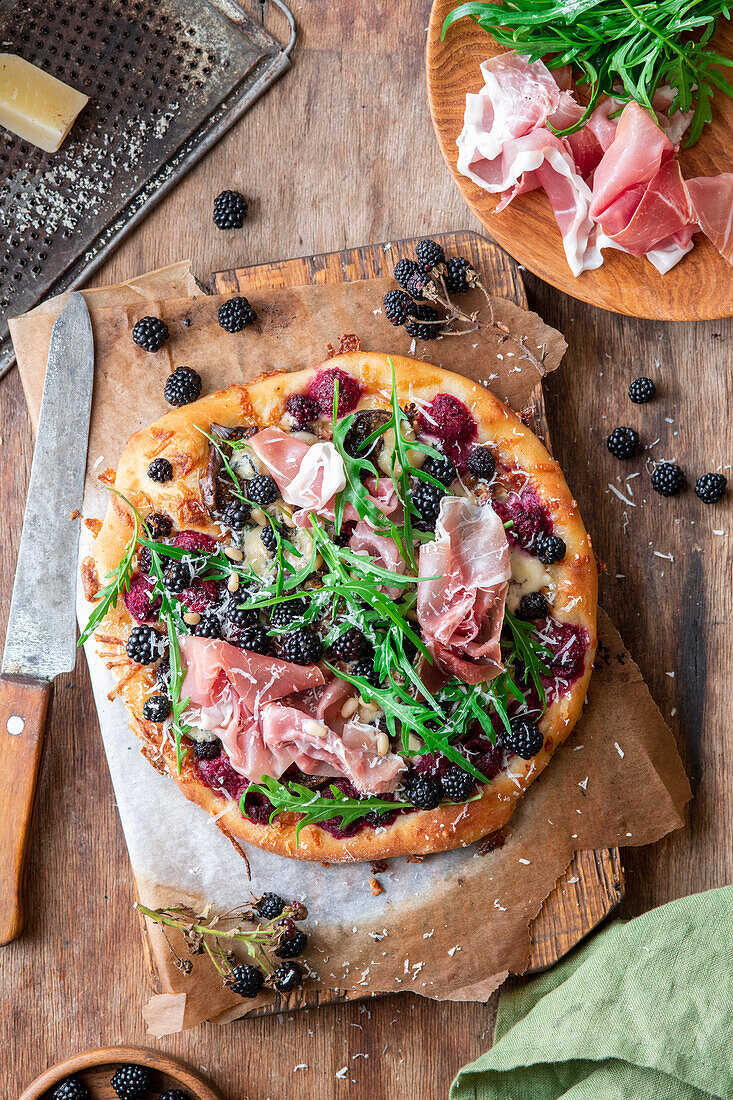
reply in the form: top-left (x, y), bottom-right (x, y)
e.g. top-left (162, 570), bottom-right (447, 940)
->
top-left (0, 0), bottom-right (295, 378)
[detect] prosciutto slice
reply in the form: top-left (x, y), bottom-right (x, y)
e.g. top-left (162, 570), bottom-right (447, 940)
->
top-left (348, 518), bottom-right (406, 596)
top-left (247, 428), bottom-right (346, 511)
top-left (417, 496), bottom-right (510, 684)
top-left (687, 174), bottom-right (733, 263)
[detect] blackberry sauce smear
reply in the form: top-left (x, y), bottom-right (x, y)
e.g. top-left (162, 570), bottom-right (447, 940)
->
top-left (491, 488), bottom-right (553, 554)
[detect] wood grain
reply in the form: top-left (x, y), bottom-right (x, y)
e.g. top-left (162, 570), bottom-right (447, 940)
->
top-left (427, 0), bottom-right (733, 321)
top-left (0, 3), bottom-right (730, 1099)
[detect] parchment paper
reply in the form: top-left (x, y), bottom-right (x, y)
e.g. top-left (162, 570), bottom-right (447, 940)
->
top-left (9, 262), bottom-right (691, 1035)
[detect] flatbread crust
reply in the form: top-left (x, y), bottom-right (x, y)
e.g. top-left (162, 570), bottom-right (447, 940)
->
top-left (88, 352), bottom-right (597, 863)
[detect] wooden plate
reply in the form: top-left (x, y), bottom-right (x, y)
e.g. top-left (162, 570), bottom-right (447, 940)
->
top-left (427, 0), bottom-right (733, 320)
top-left (19, 1046), bottom-right (224, 1100)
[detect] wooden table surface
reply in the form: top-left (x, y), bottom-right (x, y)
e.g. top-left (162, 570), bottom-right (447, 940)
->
top-left (1, 2), bottom-right (730, 1097)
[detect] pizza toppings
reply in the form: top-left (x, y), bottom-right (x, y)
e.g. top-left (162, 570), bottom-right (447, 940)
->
top-left (307, 366), bottom-right (362, 416)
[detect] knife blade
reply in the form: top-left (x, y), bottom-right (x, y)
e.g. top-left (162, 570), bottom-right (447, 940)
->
top-left (0, 292), bottom-right (94, 945)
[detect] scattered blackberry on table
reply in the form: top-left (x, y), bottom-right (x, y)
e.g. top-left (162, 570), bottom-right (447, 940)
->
top-left (607, 426), bottom-right (640, 459)
top-left (158, 1091), bottom-right (188, 1100)
top-left (126, 625), bottom-right (163, 665)
top-left (402, 775), bottom-right (442, 811)
top-left (110, 1064), bottom-right (152, 1100)
top-left (383, 289), bottom-right (412, 327)
top-left (218, 296), bottom-right (257, 333)
top-left (163, 559), bottom-right (194, 593)
top-left (695, 472), bottom-right (727, 503)
top-left (415, 238), bottom-right (445, 271)
top-left (286, 393), bottom-right (320, 428)
top-left (281, 629), bottom-right (323, 665)
top-left (213, 188), bottom-right (248, 229)
top-left (261, 524), bottom-right (278, 553)
top-left (145, 512), bottom-right (172, 540)
top-left (444, 256), bottom-right (471, 294)
top-left (164, 365), bottom-right (202, 407)
top-left (276, 928), bottom-right (308, 958)
top-left (535, 533), bottom-right (566, 565)
top-left (651, 462), bottom-right (685, 497)
top-left (405, 302), bottom-right (441, 340)
top-left (256, 892), bottom-right (286, 920)
top-left (132, 315), bottom-right (168, 352)
top-left (270, 599), bottom-right (307, 630)
top-left (412, 479), bottom-right (446, 528)
top-left (406, 269), bottom-right (430, 300)
top-left (517, 591), bottom-right (549, 621)
top-left (352, 658), bottom-right (380, 685)
top-left (230, 962), bottom-right (264, 998)
top-left (466, 445), bottom-right (496, 480)
top-left (194, 615), bottom-right (221, 639)
top-left (237, 624), bottom-right (271, 655)
top-left (227, 600), bottom-right (257, 629)
top-left (272, 960), bottom-right (303, 994)
top-left (423, 453), bottom-right (456, 486)
top-left (221, 497), bottom-right (251, 530)
top-left (441, 767), bottom-right (475, 802)
top-left (52, 1079), bottom-right (90, 1100)
top-left (393, 257), bottom-right (420, 290)
top-left (142, 694), bottom-right (171, 723)
top-left (328, 627), bottom-right (366, 662)
top-left (148, 457), bottom-right (173, 482)
top-left (628, 376), bottom-right (655, 404)
top-left (247, 474), bottom-right (279, 506)
top-left (504, 716), bottom-right (544, 759)
top-left (192, 737), bottom-right (221, 760)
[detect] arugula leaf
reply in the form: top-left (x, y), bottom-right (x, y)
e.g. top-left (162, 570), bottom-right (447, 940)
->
top-left (78, 511), bottom-right (139, 646)
top-left (146, 547), bottom-right (192, 773)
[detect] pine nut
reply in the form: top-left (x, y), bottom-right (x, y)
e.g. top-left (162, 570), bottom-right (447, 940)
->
top-left (376, 732), bottom-right (390, 756)
top-left (302, 719), bottom-right (328, 738)
top-left (407, 734), bottom-right (422, 752)
top-left (250, 507), bottom-right (266, 525)
top-left (340, 697), bottom-right (359, 719)
top-left (183, 612), bottom-right (201, 626)
top-left (223, 546), bottom-right (243, 562)
top-left (227, 572), bottom-right (239, 593)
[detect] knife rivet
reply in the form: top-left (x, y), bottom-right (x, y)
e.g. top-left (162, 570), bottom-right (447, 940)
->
top-left (6, 715), bottom-right (24, 736)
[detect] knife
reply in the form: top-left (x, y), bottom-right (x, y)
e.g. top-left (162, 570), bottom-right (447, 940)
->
top-left (0, 293), bottom-right (94, 945)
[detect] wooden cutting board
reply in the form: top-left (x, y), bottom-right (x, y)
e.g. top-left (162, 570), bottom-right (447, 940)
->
top-left (426, 0), bottom-right (733, 321)
top-left (200, 230), bottom-right (623, 1016)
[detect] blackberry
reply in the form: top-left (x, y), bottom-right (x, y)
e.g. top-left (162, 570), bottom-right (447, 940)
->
top-left (159, 1092), bottom-right (188, 1100)
top-left (352, 658), bottom-right (379, 685)
top-left (270, 599), bottom-right (307, 630)
top-left (695, 472), bottom-right (727, 504)
top-left (276, 928), bottom-right (308, 958)
top-left (230, 963), bottom-right (264, 998)
top-left (281, 629), bottom-right (323, 665)
top-left (138, 546), bottom-right (152, 574)
top-left (441, 766), bottom-right (475, 802)
top-left (406, 269), bottom-right (430, 300)
top-left (110, 1064), bottom-right (152, 1100)
top-left (194, 615), bottom-right (221, 639)
top-left (412, 479), bottom-right (446, 527)
top-left (467, 446), bottom-right (496, 480)
top-left (536, 534), bottom-right (566, 565)
top-left (192, 737), bottom-right (221, 760)
top-left (286, 393), bottom-right (320, 427)
top-left (227, 600), bottom-right (257, 629)
top-left (343, 409), bottom-right (390, 458)
top-left (415, 238), bottom-right (445, 271)
top-left (164, 365), bottom-right (202, 407)
top-left (383, 289), bottom-right (412, 327)
top-left (405, 303), bottom-right (441, 340)
top-left (213, 189), bottom-right (248, 229)
top-left (247, 474), bottom-right (279, 506)
top-left (517, 591), bottom-right (549, 621)
top-left (145, 512), bottom-right (172, 540)
top-left (423, 453), bottom-right (456, 486)
top-left (156, 656), bottom-right (171, 691)
top-left (628, 376), bottom-right (655, 404)
top-left (163, 559), bottom-right (194, 592)
top-left (328, 627), bottom-right (366, 662)
top-left (53, 1079), bottom-right (90, 1100)
top-left (148, 457), bottom-right (173, 482)
top-left (132, 316), bottom-right (168, 352)
top-left (651, 462), bottom-right (685, 497)
top-left (126, 625), bottom-right (163, 665)
top-left (504, 716), bottom-right (544, 759)
top-left (142, 694), bottom-right (171, 723)
top-left (393, 257), bottom-right (420, 290)
top-left (607, 426), bottom-right (640, 459)
top-left (218, 296), bottom-right (257, 333)
top-left (256, 892), bottom-right (286, 920)
top-left (237, 624), bottom-right (271, 654)
top-left (260, 524), bottom-right (278, 552)
top-left (402, 775), bottom-right (442, 811)
top-left (221, 498), bottom-right (251, 530)
top-left (272, 960), bottom-right (303, 994)
top-left (444, 256), bottom-right (471, 294)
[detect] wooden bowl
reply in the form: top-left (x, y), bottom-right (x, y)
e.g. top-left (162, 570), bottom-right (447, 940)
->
top-left (19, 1046), bottom-right (224, 1100)
top-left (427, 0), bottom-right (733, 320)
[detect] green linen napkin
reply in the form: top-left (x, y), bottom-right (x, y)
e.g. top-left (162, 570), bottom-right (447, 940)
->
top-left (451, 887), bottom-right (733, 1100)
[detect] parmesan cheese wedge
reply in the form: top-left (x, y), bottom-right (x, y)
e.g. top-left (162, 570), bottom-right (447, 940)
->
top-left (0, 54), bottom-right (88, 153)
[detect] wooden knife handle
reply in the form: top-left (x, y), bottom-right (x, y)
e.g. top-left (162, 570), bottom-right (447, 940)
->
top-left (0, 674), bottom-right (52, 946)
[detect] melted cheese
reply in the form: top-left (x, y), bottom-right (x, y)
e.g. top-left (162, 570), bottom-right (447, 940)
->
top-left (506, 548), bottom-right (551, 613)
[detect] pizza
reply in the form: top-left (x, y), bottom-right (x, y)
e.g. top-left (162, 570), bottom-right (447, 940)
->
top-left (83, 351), bottom-right (597, 863)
